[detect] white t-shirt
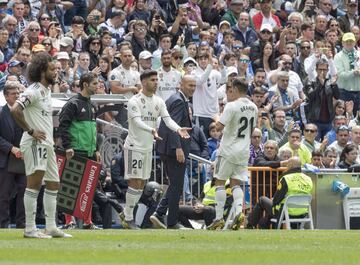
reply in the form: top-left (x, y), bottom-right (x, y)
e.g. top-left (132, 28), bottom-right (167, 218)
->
top-left (110, 64), bottom-right (141, 98)
top-left (218, 97), bottom-right (258, 165)
top-left (192, 65), bottom-right (221, 118)
top-left (156, 67), bottom-right (181, 102)
top-left (124, 92), bottom-right (170, 152)
top-left (17, 82), bottom-right (54, 146)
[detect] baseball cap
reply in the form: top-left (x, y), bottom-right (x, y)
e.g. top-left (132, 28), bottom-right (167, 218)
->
top-left (32, 44), bottom-right (45, 52)
top-left (60, 36), bottom-right (74, 47)
top-left (231, 0), bottom-right (244, 4)
top-left (260, 24), bottom-right (273, 33)
top-left (57, 51), bottom-right (70, 60)
top-left (0, 0), bottom-right (8, 4)
top-left (219, 20), bottom-right (231, 28)
top-left (139, 50), bottom-right (153, 60)
top-left (342, 32), bottom-right (356, 42)
top-left (226, 66), bottom-right (238, 77)
top-left (8, 60), bottom-right (25, 68)
top-left (183, 57), bottom-right (197, 66)
top-left (348, 0), bottom-right (357, 5)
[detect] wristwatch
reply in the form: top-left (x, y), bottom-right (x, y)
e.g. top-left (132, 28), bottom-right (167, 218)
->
top-left (27, 129), bottom-right (34, 136)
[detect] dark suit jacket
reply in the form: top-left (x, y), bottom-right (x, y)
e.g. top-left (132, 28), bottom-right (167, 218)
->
top-left (156, 91), bottom-right (192, 158)
top-left (0, 104), bottom-right (23, 169)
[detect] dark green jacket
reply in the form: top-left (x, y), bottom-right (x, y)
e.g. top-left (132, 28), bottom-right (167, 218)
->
top-left (59, 93), bottom-right (97, 157)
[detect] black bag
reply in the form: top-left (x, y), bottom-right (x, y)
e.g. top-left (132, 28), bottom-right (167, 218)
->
top-left (7, 154), bottom-right (25, 175)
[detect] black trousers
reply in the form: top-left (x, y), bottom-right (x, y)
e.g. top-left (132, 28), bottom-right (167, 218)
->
top-left (247, 196), bottom-right (274, 229)
top-left (178, 205), bottom-right (215, 228)
top-left (194, 116), bottom-right (213, 139)
top-left (0, 168), bottom-right (26, 228)
top-left (156, 155), bottom-right (186, 227)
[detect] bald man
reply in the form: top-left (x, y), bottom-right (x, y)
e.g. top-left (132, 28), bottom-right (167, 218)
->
top-left (247, 156), bottom-right (313, 229)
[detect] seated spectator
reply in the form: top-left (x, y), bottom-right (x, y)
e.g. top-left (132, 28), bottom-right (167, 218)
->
top-left (279, 128), bottom-right (312, 165)
top-left (267, 110), bottom-right (293, 147)
top-left (302, 123), bottom-right (327, 153)
top-left (328, 125), bottom-right (351, 158)
top-left (247, 157), bottom-right (313, 229)
top-left (311, 150), bottom-right (323, 168)
top-left (338, 143), bottom-right (358, 169)
top-left (249, 128), bottom-right (263, 166)
top-left (65, 16), bottom-right (88, 53)
top-left (207, 122), bottom-right (220, 158)
top-left (99, 10), bottom-right (127, 45)
top-left (322, 147), bottom-right (337, 168)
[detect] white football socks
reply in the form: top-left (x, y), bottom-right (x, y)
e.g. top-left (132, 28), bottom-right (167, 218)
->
top-left (124, 187), bottom-right (143, 221)
top-left (44, 189), bottom-right (58, 231)
top-left (24, 188), bottom-right (39, 232)
top-left (232, 185), bottom-right (244, 216)
top-left (215, 186), bottom-right (226, 220)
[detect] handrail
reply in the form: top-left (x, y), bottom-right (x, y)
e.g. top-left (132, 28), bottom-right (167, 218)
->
top-left (188, 153), bottom-right (212, 165)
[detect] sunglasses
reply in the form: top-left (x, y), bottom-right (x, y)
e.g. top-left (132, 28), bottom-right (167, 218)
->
top-left (91, 42), bottom-right (100, 45)
top-left (239, 58), bottom-right (250, 63)
top-left (305, 129), bottom-right (317, 133)
top-left (43, 42), bottom-right (51, 46)
top-left (41, 17), bottom-right (50, 21)
top-left (301, 46), bottom-right (310, 50)
top-left (261, 30), bottom-right (271, 34)
top-left (173, 56), bottom-right (183, 60)
top-left (29, 28), bottom-right (40, 32)
top-left (233, 45), bottom-right (243, 49)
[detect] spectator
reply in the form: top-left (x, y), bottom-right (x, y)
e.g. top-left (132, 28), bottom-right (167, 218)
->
top-left (40, 0), bottom-right (73, 33)
top-left (192, 51), bottom-right (221, 138)
top-left (334, 32), bottom-right (360, 116)
top-left (293, 40), bottom-right (311, 82)
top-left (338, 143), bottom-right (358, 169)
top-left (252, 41), bottom-right (276, 74)
top-left (152, 34), bottom-right (172, 70)
top-left (0, 28), bottom-right (14, 63)
top-left (127, 0), bottom-right (150, 24)
top-left (349, 111), bottom-right (360, 128)
top-left (16, 35), bottom-right (31, 53)
top-left (252, 0), bottom-right (281, 32)
top-left (99, 10), bottom-right (127, 45)
top-left (3, 16), bottom-right (18, 51)
top-left (126, 20), bottom-right (157, 60)
top-left (156, 49), bottom-right (181, 101)
top-left (303, 58), bottom-right (340, 139)
top-left (86, 35), bottom-right (102, 70)
top-left (314, 15), bottom-right (327, 40)
top-left (138, 50), bottom-right (153, 73)
top-left (249, 128), bottom-right (264, 165)
top-left (338, 0), bottom-right (359, 34)
top-left (311, 150), bottom-right (323, 168)
top-left (98, 56), bottom-right (111, 94)
top-left (279, 128), bottom-right (312, 165)
top-left (47, 21), bottom-right (62, 51)
top-left (148, 11), bottom-right (168, 46)
top-left (56, 51), bottom-right (74, 86)
top-left (65, 16), bottom-right (88, 53)
top-left (328, 125), bottom-right (351, 158)
top-left (85, 9), bottom-right (103, 36)
top-left (39, 13), bottom-right (51, 37)
top-left (326, 115), bottom-right (348, 145)
top-left (302, 123), bottom-right (328, 153)
top-left (221, 0), bottom-right (245, 27)
top-left (232, 12), bottom-right (258, 49)
top-left (322, 147), bottom-right (337, 168)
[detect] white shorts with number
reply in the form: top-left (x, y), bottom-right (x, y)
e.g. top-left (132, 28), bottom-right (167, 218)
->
top-left (214, 155), bottom-right (248, 182)
top-left (20, 142), bottom-right (60, 182)
top-left (124, 148), bottom-right (152, 180)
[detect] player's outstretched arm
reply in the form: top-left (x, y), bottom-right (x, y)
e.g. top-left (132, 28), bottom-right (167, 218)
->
top-left (151, 128), bottom-right (163, 140)
top-left (177, 127), bottom-right (191, 139)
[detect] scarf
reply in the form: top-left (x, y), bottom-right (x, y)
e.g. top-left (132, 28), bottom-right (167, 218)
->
top-left (343, 48), bottom-right (357, 70)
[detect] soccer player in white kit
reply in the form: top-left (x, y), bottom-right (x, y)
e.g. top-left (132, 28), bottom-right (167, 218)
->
top-left (207, 78), bottom-right (258, 230)
top-left (10, 53), bottom-right (72, 238)
top-left (119, 69), bottom-right (191, 229)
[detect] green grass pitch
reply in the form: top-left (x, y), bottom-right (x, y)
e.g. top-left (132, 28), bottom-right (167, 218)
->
top-left (0, 229), bottom-right (359, 265)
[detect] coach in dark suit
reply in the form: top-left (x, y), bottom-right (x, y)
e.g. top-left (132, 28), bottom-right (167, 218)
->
top-left (0, 82), bottom-right (26, 228)
top-left (150, 75), bottom-right (196, 229)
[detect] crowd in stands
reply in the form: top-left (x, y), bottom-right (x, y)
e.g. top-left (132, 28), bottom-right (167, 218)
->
top-left (1, 0), bottom-right (360, 228)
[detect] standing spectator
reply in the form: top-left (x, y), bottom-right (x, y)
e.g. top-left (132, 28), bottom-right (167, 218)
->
top-left (13, 1), bottom-right (28, 39)
top-left (3, 16), bottom-right (18, 51)
top-left (0, 82), bottom-right (25, 228)
top-left (221, 0), bottom-right (245, 27)
top-left (0, 28), bottom-right (14, 63)
top-left (267, 110), bottom-right (292, 147)
top-left (98, 10), bottom-right (127, 45)
top-left (39, 13), bottom-right (51, 36)
top-left (338, 0), bottom-right (359, 34)
top-left (58, 73), bottom-right (101, 230)
top-left (252, 0), bottom-right (281, 32)
top-left (127, 20), bottom-right (157, 60)
top-left (334, 32), bottom-right (360, 116)
top-left (303, 59), bottom-right (340, 139)
top-left (127, 0), bottom-right (150, 24)
top-left (148, 12), bottom-right (168, 47)
top-left (10, 52), bottom-right (71, 238)
top-left (119, 70), bottom-right (191, 229)
top-left (156, 49), bottom-right (181, 102)
top-left (106, 0), bottom-right (129, 20)
top-left (65, 16), bottom-right (88, 53)
top-left (232, 12), bottom-right (258, 49)
top-left (293, 40), bottom-right (311, 81)
top-left (192, 51), bottom-right (221, 138)
top-left (314, 15), bottom-right (327, 40)
top-left (42, 0), bottom-right (74, 33)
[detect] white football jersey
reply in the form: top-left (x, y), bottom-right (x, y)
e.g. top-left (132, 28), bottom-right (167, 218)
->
top-left (125, 92), bottom-right (170, 152)
top-left (17, 82), bottom-right (54, 146)
top-left (109, 64), bottom-right (141, 98)
top-left (156, 67), bottom-right (181, 102)
top-left (218, 97), bottom-right (258, 165)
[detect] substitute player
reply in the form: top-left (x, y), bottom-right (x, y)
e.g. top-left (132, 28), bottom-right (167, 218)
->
top-left (11, 52), bottom-right (72, 238)
top-left (119, 69), bottom-right (191, 229)
top-left (207, 78), bottom-right (258, 230)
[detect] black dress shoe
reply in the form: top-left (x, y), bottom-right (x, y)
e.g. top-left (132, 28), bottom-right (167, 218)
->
top-left (150, 213), bottom-right (166, 229)
top-left (167, 223), bottom-right (191, 230)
